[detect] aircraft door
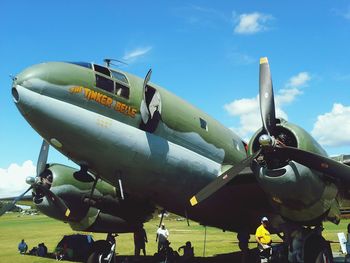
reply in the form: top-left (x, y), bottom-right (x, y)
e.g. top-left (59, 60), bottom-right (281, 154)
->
top-left (139, 69), bottom-right (162, 133)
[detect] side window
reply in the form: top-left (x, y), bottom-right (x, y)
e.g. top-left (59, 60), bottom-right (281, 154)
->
top-left (115, 82), bottom-right (130, 99)
top-left (94, 64), bottom-right (111, 77)
top-left (96, 75), bottom-right (114, 93)
top-left (199, 118), bottom-right (208, 131)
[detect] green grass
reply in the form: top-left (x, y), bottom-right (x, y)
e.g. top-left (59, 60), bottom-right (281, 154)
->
top-left (0, 212), bottom-right (348, 262)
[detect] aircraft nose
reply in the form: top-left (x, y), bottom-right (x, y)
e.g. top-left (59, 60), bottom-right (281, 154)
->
top-left (12, 63), bottom-right (51, 116)
top-left (14, 63), bottom-right (50, 94)
top-left (11, 84), bottom-right (19, 103)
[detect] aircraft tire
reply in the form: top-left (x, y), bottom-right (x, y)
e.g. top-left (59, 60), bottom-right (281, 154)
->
top-left (315, 251), bottom-right (331, 263)
top-left (86, 240), bottom-right (115, 263)
top-left (304, 235), bottom-right (331, 263)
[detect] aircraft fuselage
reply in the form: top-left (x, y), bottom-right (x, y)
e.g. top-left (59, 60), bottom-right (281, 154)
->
top-left (12, 62), bottom-right (268, 231)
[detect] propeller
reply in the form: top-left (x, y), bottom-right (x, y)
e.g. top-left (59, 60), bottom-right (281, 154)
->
top-left (190, 56), bottom-right (350, 206)
top-left (259, 57), bottom-right (277, 136)
top-left (0, 140), bottom-right (70, 218)
top-left (189, 149), bottom-right (262, 206)
top-left (37, 140), bottom-right (49, 177)
top-left (0, 186), bottom-right (33, 216)
top-left (35, 183), bottom-right (71, 217)
top-left (272, 145), bottom-right (350, 184)
top-left (189, 57), bottom-right (274, 206)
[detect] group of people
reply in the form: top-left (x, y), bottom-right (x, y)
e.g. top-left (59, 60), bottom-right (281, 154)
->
top-left (133, 223), bottom-right (194, 262)
top-left (18, 219), bottom-right (270, 262)
top-left (18, 239), bottom-right (48, 257)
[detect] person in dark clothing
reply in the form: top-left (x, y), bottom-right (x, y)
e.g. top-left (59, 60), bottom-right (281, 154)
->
top-left (134, 225), bottom-right (148, 256)
top-left (37, 243), bottom-right (48, 257)
top-left (178, 241), bottom-right (194, 262)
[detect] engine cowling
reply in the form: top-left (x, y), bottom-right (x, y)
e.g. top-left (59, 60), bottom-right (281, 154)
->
top-left (34, 164), bottom-right (155, 233)
top-left (248, 119), bottom-right (340, 225)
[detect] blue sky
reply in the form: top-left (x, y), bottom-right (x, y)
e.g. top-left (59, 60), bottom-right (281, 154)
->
top-left (1, 0), bottom-right (350, 196)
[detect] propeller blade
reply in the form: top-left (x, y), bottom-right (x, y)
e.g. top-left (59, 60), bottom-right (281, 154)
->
top-left (190, 149), bottom-right (262, 206)
top-left (36, 185), bottom-right (71, 218)
top-left (0, 186), bottom-right (33, 216)
top-left (259, 57), bottom-right (276, 136)
top-left (37, 140), bottom-right (49, 177)
top-left (274, 146), bottom-right (350, 184)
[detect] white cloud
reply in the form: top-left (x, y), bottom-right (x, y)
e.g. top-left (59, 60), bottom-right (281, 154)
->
top-left (311, 104), bottom-right (350, 147)
top-left (0, 161), bottom-right (36, 198)
top-left (122, 46), bottom-right (152, 63)
top-left (224, 96), bottom-right (260, 137)
top-left (275, 88), bottom-right (302, 106)
top-left (225, 72), bottom-right (311, 138)
top-left (234, 12), bottom-right (274, 34)
top-left (286, 72), bottom-right (311, 88)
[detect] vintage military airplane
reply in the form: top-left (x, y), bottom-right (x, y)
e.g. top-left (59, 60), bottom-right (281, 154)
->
top-left (3, 57), bottom-right (350, 262)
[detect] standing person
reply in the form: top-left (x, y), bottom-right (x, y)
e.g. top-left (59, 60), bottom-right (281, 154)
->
top-left (255, 217), bottom-right (272, 263)
top-left (344, 223), bottom-right (350, 261)
top-left (237, 232), bottom-right (250, 263)
top-left (134, 224), bottom-right (148, 256)
top-left (156, 223), bottom-right (169, 252)
top-left (18, 239), bottom-right (28, 254)
top-left (178, 241), bottom-right (194, 262)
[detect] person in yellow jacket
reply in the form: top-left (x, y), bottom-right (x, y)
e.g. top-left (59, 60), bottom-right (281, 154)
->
top-left (255, 217), bottom-right (272, 263)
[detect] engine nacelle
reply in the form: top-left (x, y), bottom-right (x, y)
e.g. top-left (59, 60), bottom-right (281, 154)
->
top-left (34, 163), bottom-right (154, 233)
top-left (248, 119), bottom-right (340, 225)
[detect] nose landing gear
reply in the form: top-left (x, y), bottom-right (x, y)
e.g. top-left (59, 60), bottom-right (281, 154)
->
top-left (284, 225), bottom-right (333, 263)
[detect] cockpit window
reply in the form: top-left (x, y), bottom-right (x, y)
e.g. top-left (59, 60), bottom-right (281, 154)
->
top-left (67, 62), bottom-right (92, 69)
top-left (111, 70), bottom-right (129, 84)
top-left (93, 64), bottom-right (111, 77)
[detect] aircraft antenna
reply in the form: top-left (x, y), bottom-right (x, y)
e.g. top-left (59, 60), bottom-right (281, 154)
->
top-left (103, 58), bottom-right (128, 68)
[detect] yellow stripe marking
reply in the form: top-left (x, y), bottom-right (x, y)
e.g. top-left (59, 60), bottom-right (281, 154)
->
top-left (260, 57), bottom-right (268, 64)
top-left (190, 196), bottom-right (198, 206)
top-left (65, 209), bottom-right (71, 217)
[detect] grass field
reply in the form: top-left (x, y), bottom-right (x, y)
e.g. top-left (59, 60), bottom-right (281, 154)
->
top-left (0, 211), bottom-right (348, 263)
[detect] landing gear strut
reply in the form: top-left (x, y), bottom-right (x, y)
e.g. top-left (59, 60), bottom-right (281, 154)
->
top-left (285, 225), bottom-right (333, 263)
top-left (87, 233), bottom-right (117, 263)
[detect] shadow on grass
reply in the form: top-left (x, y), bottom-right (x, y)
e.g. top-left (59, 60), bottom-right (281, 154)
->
top-left (23, 249), bottom-right (260, 263)
top-left (115, 249), bottom-right (259, 263)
